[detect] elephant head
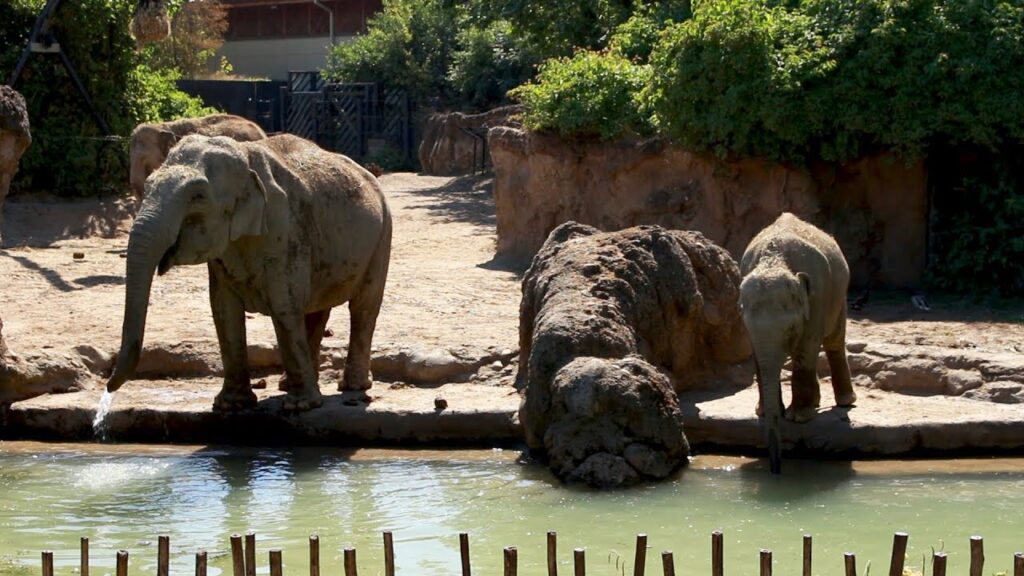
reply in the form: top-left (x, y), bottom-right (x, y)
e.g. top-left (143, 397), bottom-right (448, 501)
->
top-left (107, 135), bottom-right (268, 392)
top-left (739, 266), bottom-right (810, 474)
top-left (128, 124), bottom-right (178, 197)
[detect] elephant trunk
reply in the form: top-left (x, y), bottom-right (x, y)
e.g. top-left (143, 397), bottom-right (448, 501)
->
top-left (107, 198), bottom-right (187, 392)
top-left (757, 357), bottom-right (785, 475)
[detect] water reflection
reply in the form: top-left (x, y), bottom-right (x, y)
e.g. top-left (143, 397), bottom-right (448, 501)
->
top-left (0, 447), bottom-right (1022, 576)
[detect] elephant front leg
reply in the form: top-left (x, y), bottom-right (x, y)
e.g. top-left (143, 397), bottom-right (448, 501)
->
top-left (787, 342), bottom-right (822, 423)
top-left (278, 309), bottom-right (332, 393)
top-left (209, 263), bottom-right (257, 412)
top-left (271, 312), bottom-right (323, 411)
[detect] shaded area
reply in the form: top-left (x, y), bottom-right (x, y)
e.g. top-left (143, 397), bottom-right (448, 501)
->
top-left (403, 173), bottom-right (496, 228)
top-left (1, 252), bottom-right (77, 292)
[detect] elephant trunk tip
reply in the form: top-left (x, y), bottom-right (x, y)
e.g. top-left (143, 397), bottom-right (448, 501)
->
top-left (106, 341), bottom-right (141, 392)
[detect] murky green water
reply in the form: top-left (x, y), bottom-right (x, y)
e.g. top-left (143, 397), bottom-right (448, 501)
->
top-left (0, 443), bottom-right (1022, 576)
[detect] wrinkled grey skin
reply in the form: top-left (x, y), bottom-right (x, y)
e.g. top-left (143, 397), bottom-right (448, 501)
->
top-left (740, 212), bottom-right (856, 473)
top-left (0, 86), bottom-right (31, 247)
top-left (108, 134), bottom-right (392, 412)
top-left (129, 114), bottom-right (267, 197)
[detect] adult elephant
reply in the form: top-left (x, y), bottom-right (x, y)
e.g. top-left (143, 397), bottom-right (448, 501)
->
top-left (739, 213), bottom-right (856, 474)
top-left (107, 134), bottom-right (392, 411)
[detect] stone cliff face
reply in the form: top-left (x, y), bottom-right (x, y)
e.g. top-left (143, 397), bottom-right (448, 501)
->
top-left (418, 106), bottom-right (520, 176)
top-left (488, 127), bottom-right (927, 289)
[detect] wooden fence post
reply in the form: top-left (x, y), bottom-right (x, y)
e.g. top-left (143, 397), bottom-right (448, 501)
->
top-left (383, 531), bottom-right (395, 576)
top-left (81, 537), bottom-right (90, 576)
top-left (195, 551), bottom-right (208, 576)
top-left (269, 550), bottom-right (282, 576)
top-left (712, 531), bottom-right (724, 576)
top-left (459, 533), bottom-right (471, 576)
top-left (662, 551), bottom-right (675, 576)
top-left (504, 546), bottom-right (518, 576)
top-left (309, 535), bottom-right (320, 576)
top-left (245, 533), bottom-right (256, 576)
top-left (844, 552), bottom-right (857, 576)
top-left (41, 551), bottom-right (53, 576)
top-left (1013, 552), bottom-right (1023, 576)
top-left (969, 536), bottom-right (984, 576)
top-left (574, 548), bottom-right (585, 576)
top-left (932, 552), bottom-right (947, 576)
top-left (634, 534), bottom-right (647, 576)
top-left (803, 534), bottom-right (812, 576)
top-left (116, 550), bottom-right (129, 576)
top-left (231, 535), bottom-right (245, 576)
top-left (889, 532), bottom-right (908, 576)
top-left (548, 532), bottom-right (558, 576)
top-left (344, 547), bottom-right (358, 576)
top-left (158, 535), bottom-right (170, 576)
top-left (760, 549), bottom-right (772, 576)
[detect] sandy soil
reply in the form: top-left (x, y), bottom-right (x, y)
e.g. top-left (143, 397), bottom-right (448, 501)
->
top-left (0, 174), bottom-right (521, 357)
top-left (0, 173), bottom-right (1020, 363)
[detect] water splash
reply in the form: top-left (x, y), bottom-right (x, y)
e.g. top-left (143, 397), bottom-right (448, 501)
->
top-left (92, 391), bottom-right (114, 440)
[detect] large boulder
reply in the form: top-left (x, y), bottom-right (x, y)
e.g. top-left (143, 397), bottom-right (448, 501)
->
top-left (0, 316), bottom-right (93, 405)
top-left (488, 127), bottom-right (927, 289)
top-left (0, 86), bottom-right (31, 246)
top-left (517, 222), bottom-right (751, 486)
top-left (418, 106), bottom-right (519, 176)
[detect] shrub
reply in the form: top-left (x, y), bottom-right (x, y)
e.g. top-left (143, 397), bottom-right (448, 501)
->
top-left (325, 0), bottom-right (458, 104)
top-left (609, 0), bottom-right (693, 63)
top-left (0, 0), bottom-right (215, 195)
top-left (644, 0), bottom-right (1024, 162)
top-left (448, 20), bottom-right (538, 110)
top-left (501, 0), bottom-right (636, 60)
top-left (510, 50), bottom-right (651, 141)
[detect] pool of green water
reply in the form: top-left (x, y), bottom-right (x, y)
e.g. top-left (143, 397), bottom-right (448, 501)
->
top-left (0, 443), bottom-right (1022, 576)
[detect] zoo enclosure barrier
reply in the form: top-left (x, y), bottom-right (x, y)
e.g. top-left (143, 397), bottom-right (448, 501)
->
top-left (33, 530), bottom-right (1024, 576)
top-left (280, 71), bottom-right (416, 167)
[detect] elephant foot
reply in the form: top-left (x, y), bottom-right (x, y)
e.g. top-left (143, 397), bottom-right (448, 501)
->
top-left (340, 368), bottom-right (373, 391)
top-left (213, 387), bottom-right (258, 412)
top-left (835, 390), bottom-right (857, 407)
top-left (785, 405), bottom-right (818, 423)
top-left (282, 387), bottom-right (323, 412)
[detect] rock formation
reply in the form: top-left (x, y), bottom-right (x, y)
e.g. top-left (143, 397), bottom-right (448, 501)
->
top-left (418, 106), bottom-right (519, 176)
top-left (0, 86), bottom-right (32, 246)
top-left (517, 222), bottom-right (751, 487)
top-left (0, 316), bottom-right (93, 406)
top-left (488, 127), bottom-right (927, 289)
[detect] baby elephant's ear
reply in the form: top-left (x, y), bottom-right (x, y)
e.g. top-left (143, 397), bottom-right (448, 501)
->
top-left (230, 169), bottom-right (268, 241)
top-left (158, 130), bottom-right (177, 154)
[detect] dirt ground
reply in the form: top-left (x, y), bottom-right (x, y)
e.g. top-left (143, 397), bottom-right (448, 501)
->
top-left (0, 173), bottom-right (1021, 364)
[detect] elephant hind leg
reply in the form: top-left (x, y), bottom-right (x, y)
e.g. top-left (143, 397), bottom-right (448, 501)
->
top-left (342, 282), bottom-right (384, 391)
top-left (272, 312), bottom-right (323, 411)
top-left (824, 308), bottom-right (856, 406)
top-left (278, 309), bottom-right (332, 393)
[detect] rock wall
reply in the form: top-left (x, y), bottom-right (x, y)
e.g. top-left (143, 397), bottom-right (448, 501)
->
top-left (418, 106), bottom-right (520, 176)
top-left (0, 86), bottom-right (32, 247)
top-left (489, 128), bottom-right (928, 289)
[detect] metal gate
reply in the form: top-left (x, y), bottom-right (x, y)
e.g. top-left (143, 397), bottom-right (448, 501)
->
top-left (282, 75), bottom-right (414, 167)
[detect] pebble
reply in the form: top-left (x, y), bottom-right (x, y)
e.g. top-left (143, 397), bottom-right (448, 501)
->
top-left (251, 379), bottom-right (267, 390)
top-left (489, 360), bottom-right (503, 371)
top-left (434, 397), bottom-right (448, 410)
top-left (72, 252), bottom-right (85, 260)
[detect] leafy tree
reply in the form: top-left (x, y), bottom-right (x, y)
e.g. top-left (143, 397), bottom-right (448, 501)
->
top-left (145, 0), bottom-right (229, 79)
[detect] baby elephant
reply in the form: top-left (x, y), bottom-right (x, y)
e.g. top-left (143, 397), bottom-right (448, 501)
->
top-left (107, 134), bottom-right (392, 412)
top-left (129, 114), bottom-right (266, 197)
top-left (740, 213), bottom-right (856, 472)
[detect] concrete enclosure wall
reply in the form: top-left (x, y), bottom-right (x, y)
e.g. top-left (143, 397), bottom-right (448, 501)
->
top-left (488, 127), bottom-right (928, 289)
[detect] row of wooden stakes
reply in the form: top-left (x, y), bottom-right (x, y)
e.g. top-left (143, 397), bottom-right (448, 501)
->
top-left (38, 531), bottom-right (1024, 576)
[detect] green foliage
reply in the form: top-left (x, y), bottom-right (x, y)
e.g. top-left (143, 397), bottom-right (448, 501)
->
top-left (0, 0), bottom-right (212, 196)
top-left (929, 152), bottom-right (1024, 296)
top-left (448, 20), bottom-right (538, 110)
top-left (325, 0), bottom-right (459, 104)
top-left (609, 0), bottom-right (693, 63)
top-left (500, 0), bottom-right (636, 60)
top-left (133, 65), bottom-right (217, 123)
top-left (510, 51), bottom-right (651, 141)
top-left (643, 0), bottom-right (1024, 162)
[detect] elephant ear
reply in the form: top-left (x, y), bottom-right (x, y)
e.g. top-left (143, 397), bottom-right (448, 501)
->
top-left (157, 130), bottom-right (177, 155)
top-left (230, 169), bottom-right (268, 241)
top-left (796, 272), bottom-right (811, 322)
